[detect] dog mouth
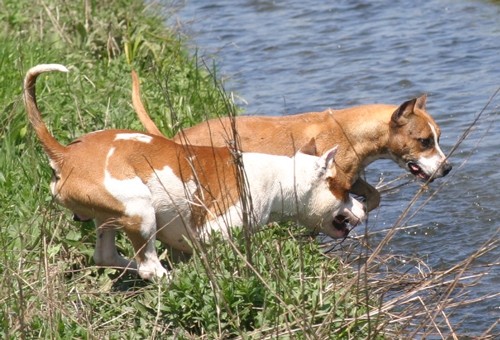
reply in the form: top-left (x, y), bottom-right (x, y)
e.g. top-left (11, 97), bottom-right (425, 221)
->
top-left (407, 161), bottom-right (432, 182)
top-left (331, 215), bottom-right (352, 238)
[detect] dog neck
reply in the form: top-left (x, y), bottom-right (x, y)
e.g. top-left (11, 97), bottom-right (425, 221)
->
top-left (323, 106), bottom-right (394, 180)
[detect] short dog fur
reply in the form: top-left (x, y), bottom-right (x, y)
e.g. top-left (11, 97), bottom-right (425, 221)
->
top-left (132, 71), bottom-right (452, 212)
top-left (24, 64), bottom-right (366, 280)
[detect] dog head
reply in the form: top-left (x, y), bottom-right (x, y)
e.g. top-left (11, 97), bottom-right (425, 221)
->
top-left (388, 95), bottom-right (452, 182)
top-left (295, 141), bottom-right (367, 239)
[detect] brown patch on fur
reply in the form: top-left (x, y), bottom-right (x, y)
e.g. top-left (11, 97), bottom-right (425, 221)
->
top-left (51, 133), bottom-right (127, 219)
top-left (118, 215), bottom-right (149, 262)
top-left (327, 162), bottom-right (351, 203)
top-left (177, 144), bottom-right (240, 227)
top-left (103, 133), bottom-right (241, 228)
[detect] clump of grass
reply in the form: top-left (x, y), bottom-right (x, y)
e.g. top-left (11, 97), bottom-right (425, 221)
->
top-left (160, 225), bottom-right (379, 338)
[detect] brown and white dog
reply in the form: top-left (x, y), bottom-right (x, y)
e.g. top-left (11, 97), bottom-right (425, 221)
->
top-left (24, 64), bottom-right (366, 280)
top-left (132, 72), bottom-right (452, 212)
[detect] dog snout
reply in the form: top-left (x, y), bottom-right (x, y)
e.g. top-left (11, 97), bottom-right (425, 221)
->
top-left (350, 215), bottom-right (361, 227)
top-left (442, 162), bottom-right (452, 177)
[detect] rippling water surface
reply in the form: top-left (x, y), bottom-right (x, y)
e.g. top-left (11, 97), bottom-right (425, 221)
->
top-left (167, 0), bottom-right (499, 335)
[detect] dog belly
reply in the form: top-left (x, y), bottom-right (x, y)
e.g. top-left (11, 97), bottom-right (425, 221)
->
top-left (154, 203), bottom-right (244, 252)
top-left (197, 203), bottom-right (246, 240)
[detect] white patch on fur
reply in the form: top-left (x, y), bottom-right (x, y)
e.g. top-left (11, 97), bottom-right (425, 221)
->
top-left (208, 150), bottom-right (366, 240)
top-left (103, 174), bottom-right (153, 238)
top-left (145, 166), bottom-right (200, 252)
top-left (199, 203), bottom-right (244, 241)
top-left (49, 159), bottom-right (58, 196)
top-left (416, 123), bottom-right (447, 176)
top-left (196, 152), bottom-right (294, 240)
top-left (429, 123), bottom-right (446, 158)
top-left (104, 147), bottom-right (166, 278)
top-left (198, 150), bottom-right (337, 239)
top-left (114, 133), bottom-right (153, 144)
top-left (338, 196), bottom-right (365, 227)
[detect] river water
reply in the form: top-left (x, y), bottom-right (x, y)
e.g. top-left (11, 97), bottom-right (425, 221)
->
top-left (166, 0), bottom-right (499, 335)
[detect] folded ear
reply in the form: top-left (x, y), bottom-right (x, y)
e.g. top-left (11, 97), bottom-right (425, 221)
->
top-left (391, 97), bottom-right (417, 126)
top-left (298, 137), bottom-right (318, 156)
top-left (317, 145), bottom-right (338, 173)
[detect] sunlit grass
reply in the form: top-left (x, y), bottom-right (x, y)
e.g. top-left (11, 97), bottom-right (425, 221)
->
top-left (0, 0), bottom-right (497, 338)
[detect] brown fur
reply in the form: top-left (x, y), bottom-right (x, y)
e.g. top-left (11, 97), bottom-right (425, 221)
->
top-left (23, 65), bottom-right (243, 275)
top-left (25, 65), bottom-right (362, 279)
top-left (132, 69), bottom-right (452, 211)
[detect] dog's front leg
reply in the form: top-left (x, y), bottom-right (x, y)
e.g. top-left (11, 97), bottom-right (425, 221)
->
top-left (350, 178), bottom-right (380, 212)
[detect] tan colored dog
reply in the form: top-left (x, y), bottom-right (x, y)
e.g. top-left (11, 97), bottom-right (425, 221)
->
top-left (24, 64), bottom-right (366, 280)
top-left (132, 72), bottom-right (452, 212)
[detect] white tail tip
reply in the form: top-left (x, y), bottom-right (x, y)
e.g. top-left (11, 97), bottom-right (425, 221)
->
top-left (27, 64), bottom-right (69, 75)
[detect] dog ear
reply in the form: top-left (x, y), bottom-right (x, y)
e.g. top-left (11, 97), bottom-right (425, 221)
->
top-left (415, 94), bottom-right (427, 110)
top-left (298, 137), bottom-right (318, 156)
top-left (391, 97), bottom-right (417, 126)
top-left (317, 145), bottom-right (338, 173)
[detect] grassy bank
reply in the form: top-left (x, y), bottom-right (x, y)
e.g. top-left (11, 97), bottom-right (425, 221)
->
top-left (0, 0), bottom-right (381, 338)
top-left (0, 0), bottom-right (497, 338)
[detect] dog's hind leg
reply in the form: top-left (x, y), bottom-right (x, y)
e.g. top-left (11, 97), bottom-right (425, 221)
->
top-left (93, 219), bottom-right (137, 272)
top-left (120, 209), bottom-right (169, 281)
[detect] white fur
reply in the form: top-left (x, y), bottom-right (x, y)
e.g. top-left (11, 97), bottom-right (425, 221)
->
top-left (28, 64), bottom-right (69, 74)
top-left (186, 150), bottom-right (365, 243)
top-left (417, 123), bottom-right (448, 177)
top-left (429, 123), bottom-right (446, 158)
top-left (103, 147), bottom-right (166, 278)
top-left (147, 166), bottom-right (198, 252)
top-left (114, 132), bottom-right (153, 143)
top-left (101, 147), bottom-right (366, 279)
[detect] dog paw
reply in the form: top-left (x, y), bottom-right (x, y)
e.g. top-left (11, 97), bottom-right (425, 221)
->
top-left (137, 262), bottom-right (170, 281)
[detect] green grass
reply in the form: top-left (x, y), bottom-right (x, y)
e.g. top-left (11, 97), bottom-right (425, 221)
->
top-left (1, 0), bottom-right (497, 338)
top-left (0, 0), bottom-right (383, 338)
top-left (161, 226), bottom-right (378, 338)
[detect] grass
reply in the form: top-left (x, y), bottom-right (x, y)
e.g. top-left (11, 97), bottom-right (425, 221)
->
top-left (0, 0), bottom-right (498, 338)
top-left (157, 226), bottom-right (380, 338)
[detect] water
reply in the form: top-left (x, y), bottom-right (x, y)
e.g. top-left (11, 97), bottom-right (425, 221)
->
top-left (167, 0), bottom-right (499, 335)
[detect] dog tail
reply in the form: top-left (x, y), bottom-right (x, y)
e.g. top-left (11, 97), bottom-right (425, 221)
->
top-left (23, 64), bottom-right (69, 165)
top-left (131, 70), bottom-right (163, 136)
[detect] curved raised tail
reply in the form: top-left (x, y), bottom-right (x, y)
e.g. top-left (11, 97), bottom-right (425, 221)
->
top-left (23, 64), bottom-right (68, 167)
top-left (131, 70), bottom-right (163, 136)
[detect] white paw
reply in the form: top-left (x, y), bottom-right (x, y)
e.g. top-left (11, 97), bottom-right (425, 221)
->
top-left (138, 261), bottom-right (170, 281)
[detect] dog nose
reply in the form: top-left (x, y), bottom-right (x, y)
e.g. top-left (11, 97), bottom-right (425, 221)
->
top-left (442, 163), bottom-right (452, 176)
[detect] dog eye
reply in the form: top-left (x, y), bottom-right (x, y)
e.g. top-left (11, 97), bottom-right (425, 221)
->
top-left (418, 137), bottom-right (433, 149)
